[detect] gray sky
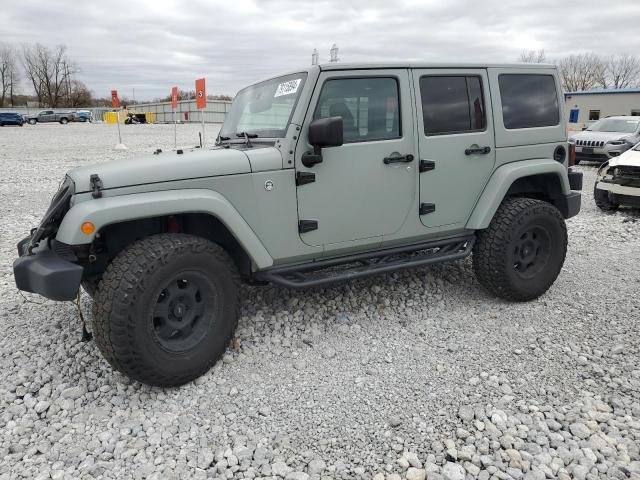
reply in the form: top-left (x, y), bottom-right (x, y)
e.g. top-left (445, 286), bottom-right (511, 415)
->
top-left (3, 0), bottom-right (640, 100)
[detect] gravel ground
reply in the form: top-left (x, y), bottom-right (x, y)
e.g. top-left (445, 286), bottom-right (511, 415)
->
top-left (1, 123), bottom-right (639, 480)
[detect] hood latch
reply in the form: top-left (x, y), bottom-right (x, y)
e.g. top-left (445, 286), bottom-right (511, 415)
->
top-left (90, 174), bottom-right (103, 199)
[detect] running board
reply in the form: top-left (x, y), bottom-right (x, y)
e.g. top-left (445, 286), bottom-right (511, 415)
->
top-left (255, 235), bottom-right (475, 288)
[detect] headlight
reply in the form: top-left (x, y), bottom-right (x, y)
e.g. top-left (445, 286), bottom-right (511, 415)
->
top-left (607, 139), bottom-right (629, 146)
top-left (614, 167), bottom-right (620, 176)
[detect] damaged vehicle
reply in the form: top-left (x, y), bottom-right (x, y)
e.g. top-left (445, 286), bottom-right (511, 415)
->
top-left (569, 116), bottom-right (640, 164)
top-left (14, 62), bottom-right (582, 386)
top-left (594, 143), bottom-right (640, 210)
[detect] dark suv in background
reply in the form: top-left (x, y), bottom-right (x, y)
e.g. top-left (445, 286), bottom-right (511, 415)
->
top-left (0, 112), bottom-right (24, 126)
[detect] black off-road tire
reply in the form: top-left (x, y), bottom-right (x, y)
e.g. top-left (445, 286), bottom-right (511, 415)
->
top-left (92, 234), bottom-right (239, 386)
top-left (594, 184), bottom-right (619, 211)
top-left (473, 197), bottom-right (568, 301)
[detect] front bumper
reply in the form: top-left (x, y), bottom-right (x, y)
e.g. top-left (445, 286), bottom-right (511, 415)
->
top-left (575, 144), bottom-right (630, 162)
top-left (13, 236), bottom-right (83, 301)
top-left (596, 181), bottom-right (640, 197)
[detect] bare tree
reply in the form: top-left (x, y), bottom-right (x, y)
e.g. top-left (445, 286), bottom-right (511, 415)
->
top-left (0, 43), bottom-right (20, 107)
top-left (66, 79), bottom-right (92, 107)
top-left (22, 43), bottom-right (76, 107)
top-left (557, 53), bottom-right (606, 92)
top-left (519, 49), bottom-right (546, 63)
top-left (606, 54), bottom-right (640, 89)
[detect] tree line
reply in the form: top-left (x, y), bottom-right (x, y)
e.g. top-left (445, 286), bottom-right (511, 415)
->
top-left (520, 49), bottom-right (640, 91)
top-left (0, 42), bottom-right (92, 108)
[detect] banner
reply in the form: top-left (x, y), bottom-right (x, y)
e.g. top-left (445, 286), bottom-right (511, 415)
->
top-left (171, 86), bottom-right (178, 109)
top-left (195, 78), bottom-right (206, 109)
top-left (111, 90), bottom-right (119, 108)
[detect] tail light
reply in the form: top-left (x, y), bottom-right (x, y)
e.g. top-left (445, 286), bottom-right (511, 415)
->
top-left (568, 143), bottom-right (576, 167)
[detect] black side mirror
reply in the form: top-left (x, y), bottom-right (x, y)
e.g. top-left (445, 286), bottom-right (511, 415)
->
top-left (302, 116), bottom-right (343, 168)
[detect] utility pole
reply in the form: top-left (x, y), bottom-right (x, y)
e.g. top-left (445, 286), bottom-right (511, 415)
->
top-left (312, 49), bottom-right (319, 66)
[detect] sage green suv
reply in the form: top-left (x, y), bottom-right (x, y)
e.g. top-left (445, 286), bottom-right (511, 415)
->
top-left (14, 62), bottom-right (583, 386)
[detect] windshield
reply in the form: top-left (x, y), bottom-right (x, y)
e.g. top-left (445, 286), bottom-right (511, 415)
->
top-left (219, 72), bottom-right (307, 139)
top-left (588, 118), bottom-right (640, 133)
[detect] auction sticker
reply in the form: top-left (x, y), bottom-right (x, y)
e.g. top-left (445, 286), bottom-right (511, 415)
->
top-left (274, 79), bottom-right (302, 97)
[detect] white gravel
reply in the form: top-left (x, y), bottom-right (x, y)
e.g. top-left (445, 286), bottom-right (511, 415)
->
top-left (1, 122), bottom-right (639, 480)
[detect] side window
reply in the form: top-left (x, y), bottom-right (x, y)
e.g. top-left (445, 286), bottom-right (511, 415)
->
top-left (498, 74), bottom-right (559, 129)
top-left (589, 110), bottom-right (600, 121)
top-left (419, 76), bottom-right (486, 135)
top-left (314, 77), bottom-right (400, 143)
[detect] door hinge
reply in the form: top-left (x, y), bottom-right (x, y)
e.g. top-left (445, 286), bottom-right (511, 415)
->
top-left (419, 203), bottom-right (436, 215)
top-left (89, 174), bottom-right (103, 199)
top-left (298, 220), bottom-right (318, 233)
top-left (296, 171), bottom-right (316, 186)
top-left (419, 160), bottom-right (435, 172)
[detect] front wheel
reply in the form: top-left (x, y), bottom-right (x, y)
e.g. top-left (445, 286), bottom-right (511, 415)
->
top-left (473, 198), bottom-right (567, 301)
top-left (594, 185), bottom-right (619, 211)
top-left (92, 234), bottom-right (239, 386)
top-left (28, 119), bottom-right (37, 125)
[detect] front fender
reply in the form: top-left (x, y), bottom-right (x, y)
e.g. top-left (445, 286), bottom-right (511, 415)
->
top-left (56, 189), bottom-right (274, 269)
top-left (466, 159), bottom-right (571, 230)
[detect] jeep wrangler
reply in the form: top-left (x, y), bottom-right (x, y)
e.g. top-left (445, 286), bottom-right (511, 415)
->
top-left (14, 63), bottom-right (583, 386)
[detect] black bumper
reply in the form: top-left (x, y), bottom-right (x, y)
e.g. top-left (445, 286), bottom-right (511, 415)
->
top-left (553, 168), bottom-right (582, 219)
top-left (568, 168), bottom-right (583, 191)
top-left (13, 237), bottom-right (83, 301)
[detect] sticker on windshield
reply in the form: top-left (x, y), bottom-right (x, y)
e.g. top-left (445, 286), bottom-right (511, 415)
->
top-left (274, 79), bottom-right (301, 97)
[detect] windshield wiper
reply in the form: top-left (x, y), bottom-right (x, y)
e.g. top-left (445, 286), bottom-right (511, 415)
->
top-left (236, 131), bottom-right (258, 148)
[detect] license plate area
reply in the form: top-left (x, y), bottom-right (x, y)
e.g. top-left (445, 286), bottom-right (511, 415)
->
top-left (582, 147), bottom-right (594, 154)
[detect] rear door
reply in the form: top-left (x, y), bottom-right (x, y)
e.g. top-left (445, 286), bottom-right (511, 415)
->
top-left (412, 69), bottom-right (496, 228)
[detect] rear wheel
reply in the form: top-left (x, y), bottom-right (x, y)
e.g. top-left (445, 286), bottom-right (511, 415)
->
top-left (92, 234), bottom-right (239, 386)
top-left (473, 197), bottom-right (567, 301)
top-left (59, 118), bottom-right (68, 124)
top-left (594, 184), bottom-right (619, 211)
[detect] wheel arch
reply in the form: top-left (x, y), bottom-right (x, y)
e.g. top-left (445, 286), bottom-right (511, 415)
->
top-left (467, 159), bottom-right (572, 230)
top-left (56, 189), bottom-right (274, 273)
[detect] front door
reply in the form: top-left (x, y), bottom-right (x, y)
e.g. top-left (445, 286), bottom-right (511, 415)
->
top-left (295, 70), bottom-right (416, 247)
top-left (412, 69), bottom-right (496, 228)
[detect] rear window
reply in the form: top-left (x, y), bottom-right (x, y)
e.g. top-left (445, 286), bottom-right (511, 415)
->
top-left (498, 74), bottom-right (559, 129)
top-left (419, 76), bottom-right (486, 135)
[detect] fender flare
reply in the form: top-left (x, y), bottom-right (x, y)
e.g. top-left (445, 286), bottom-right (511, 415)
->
top-left (466, 159), bottom-right (571, 230)
top-left (56, 189), bottom-right (274, 269)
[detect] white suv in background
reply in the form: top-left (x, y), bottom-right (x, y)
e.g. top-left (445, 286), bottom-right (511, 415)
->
top-left (570, 116), bottom-right (640, 164)
top-left (594, 143), bottom-right (640, 210)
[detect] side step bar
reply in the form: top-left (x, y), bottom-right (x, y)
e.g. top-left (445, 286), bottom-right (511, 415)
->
top-left (255, 235), bottom-right (475, 288)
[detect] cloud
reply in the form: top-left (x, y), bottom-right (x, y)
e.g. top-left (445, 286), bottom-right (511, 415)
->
top-left (2, 0), bottom-right (639, 99)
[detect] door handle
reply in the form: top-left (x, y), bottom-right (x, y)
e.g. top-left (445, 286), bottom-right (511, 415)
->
top-left (465, 145), bottom-right (491, 155)
top-left (383, 153), bottom-right (414, 164)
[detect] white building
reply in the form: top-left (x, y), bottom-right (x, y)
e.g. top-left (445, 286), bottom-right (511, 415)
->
top-left (564, 88), bottom-right (640, 131)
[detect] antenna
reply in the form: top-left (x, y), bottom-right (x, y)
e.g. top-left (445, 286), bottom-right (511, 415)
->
top-left (330, 44), bottom-right (339, 63)
top-left (312, 48), bottom-right (319, 66)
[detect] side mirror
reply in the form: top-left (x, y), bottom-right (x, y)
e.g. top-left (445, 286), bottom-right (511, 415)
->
top-left (302, 116), bottom-right (343, 168)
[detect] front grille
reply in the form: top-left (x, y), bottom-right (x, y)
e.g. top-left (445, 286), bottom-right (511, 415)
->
top-left (30, 176), bottom-right (75, 247)
top-left (617, 166), bottom-right (640, 179)
top-left (576, 139), bottom-right (605, 147)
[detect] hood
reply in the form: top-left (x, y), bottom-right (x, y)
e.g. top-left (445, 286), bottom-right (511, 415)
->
top-left (609, 148), bottom-right (640, 168)
top-left (570, 130), bottom-right (635, 143)
top-left (69, 147), bottom-right (251, 193)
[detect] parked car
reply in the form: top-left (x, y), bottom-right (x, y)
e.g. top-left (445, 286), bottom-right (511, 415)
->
top-left (72, 110), bottom-right (93, 122)
top-left (26, 110), bottom-right (73, 125)
top-left (594, 143), bottom-right (640, 210)
top-left (13, 62), bottom-right (582, 386)
top-left (0, 112), bottom-right (24, 126)
top-left (569, 116), bottom-right (640, 164)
